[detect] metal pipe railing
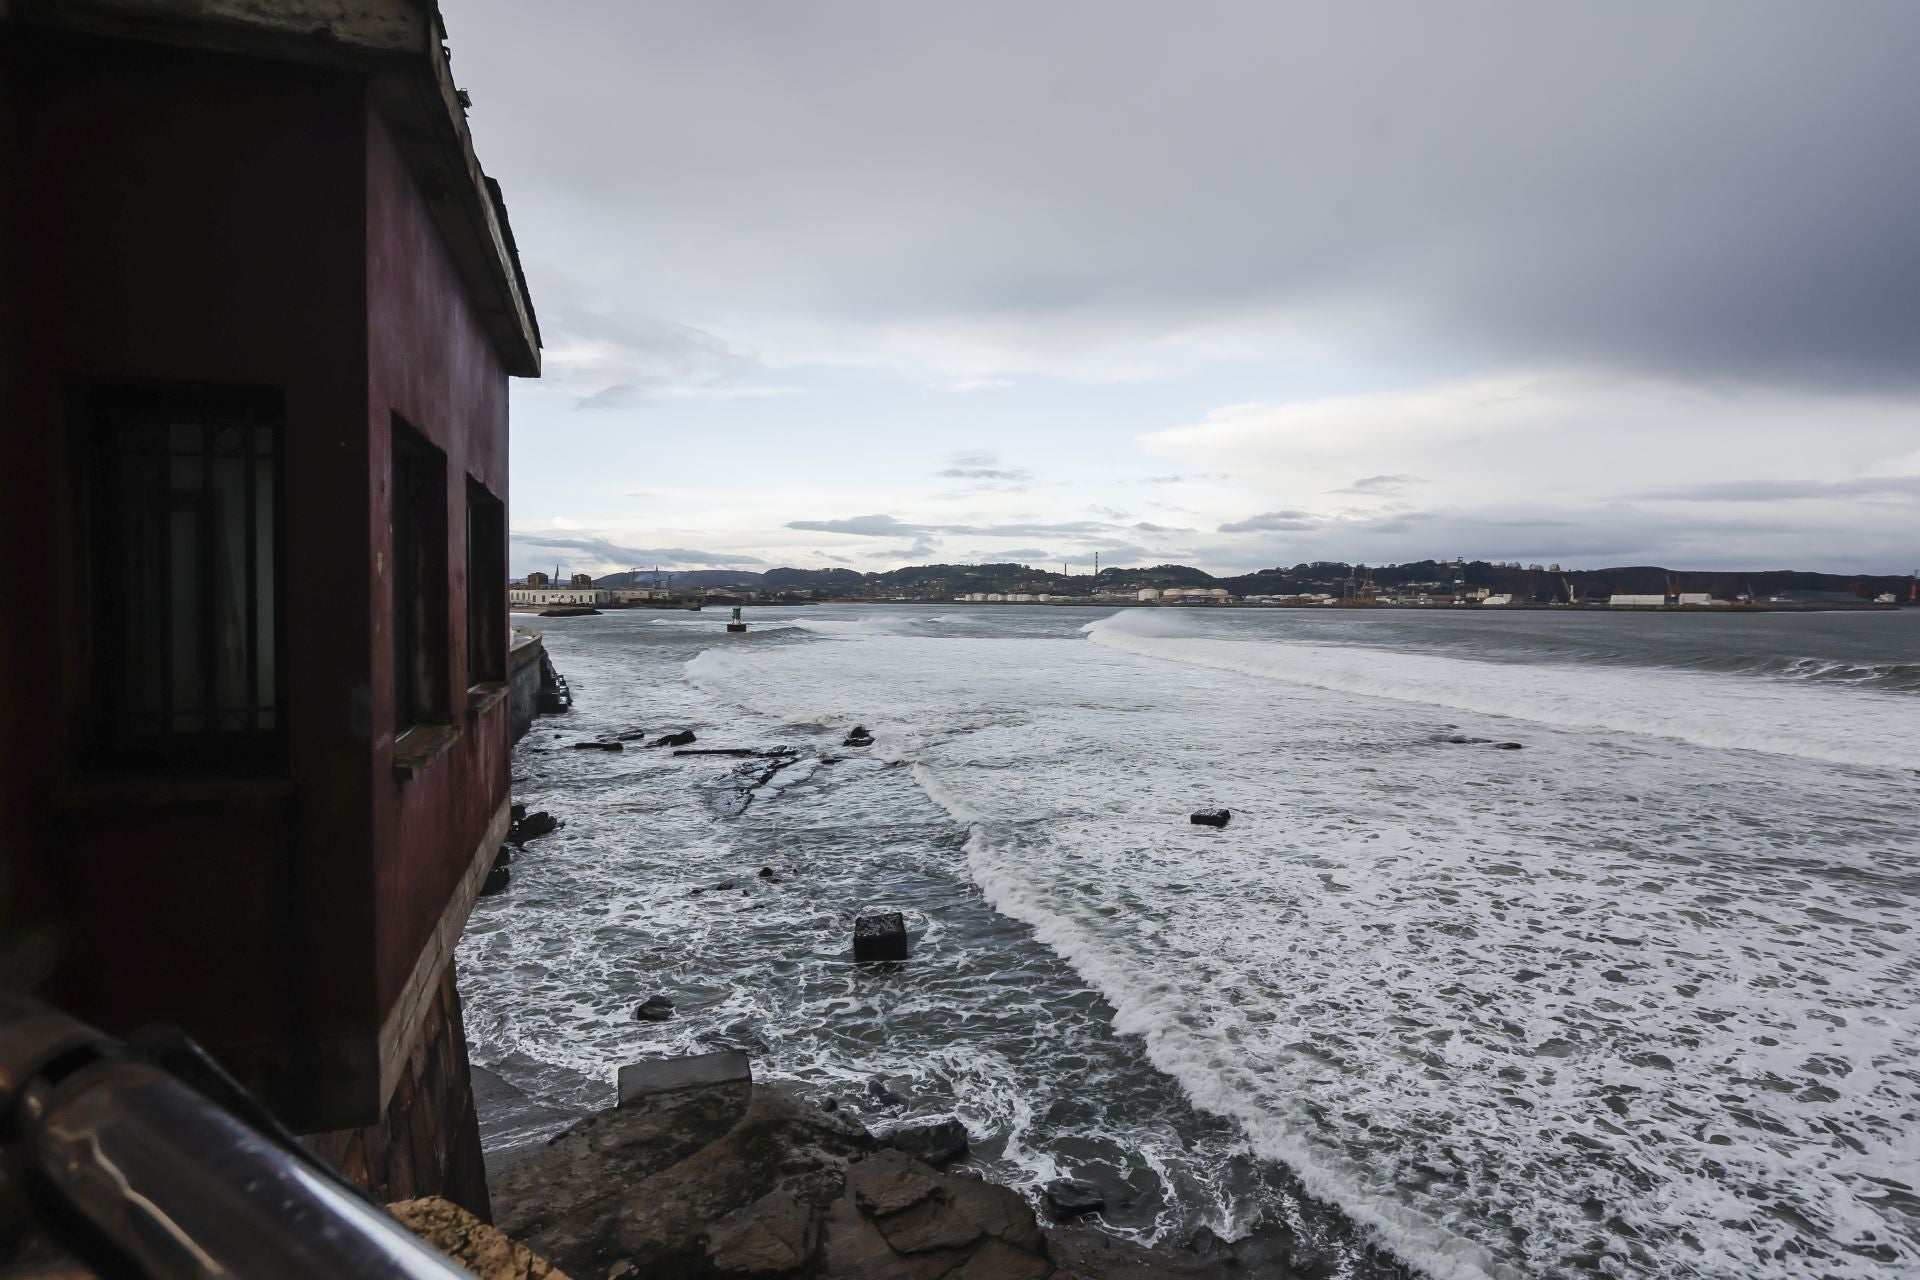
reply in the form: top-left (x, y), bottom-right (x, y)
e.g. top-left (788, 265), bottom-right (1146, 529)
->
top-left (0, 991), bottom-right (473, 1279)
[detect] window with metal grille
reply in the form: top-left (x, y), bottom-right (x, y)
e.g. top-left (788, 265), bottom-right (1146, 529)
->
top-left (81, 381), bottom-right (285, 768)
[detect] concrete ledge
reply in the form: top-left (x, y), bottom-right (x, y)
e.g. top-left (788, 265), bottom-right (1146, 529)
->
top-left (617, 1051), bottom-right (752, 1107)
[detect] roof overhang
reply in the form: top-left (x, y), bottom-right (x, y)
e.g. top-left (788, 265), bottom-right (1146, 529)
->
top-left (8, 0), bottom-right (541, 377)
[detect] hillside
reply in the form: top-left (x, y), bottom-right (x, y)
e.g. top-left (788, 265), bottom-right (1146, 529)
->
top-left (593, 560), bottom-right (1914, 602)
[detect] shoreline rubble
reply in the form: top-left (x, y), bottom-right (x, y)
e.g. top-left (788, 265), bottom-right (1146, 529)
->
top-left (485, 1070), bottom-right (1409, 1280)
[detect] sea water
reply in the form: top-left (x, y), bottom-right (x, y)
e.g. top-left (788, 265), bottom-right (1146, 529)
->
top-left (460, 604), bottom-right (1920, 1279)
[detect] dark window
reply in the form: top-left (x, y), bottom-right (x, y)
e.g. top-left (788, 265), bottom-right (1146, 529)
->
top-left (80, 381), bottom-right (284, 769)
top-left (391, 418), bottom-right (448, 731)
top-left (466, 479), bottom-right (506, 686)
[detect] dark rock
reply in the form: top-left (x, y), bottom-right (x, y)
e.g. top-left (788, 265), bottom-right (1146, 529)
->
top-left (848, 1150), bottom-right (940, 1218)
top-left (713, 881), bottom-right (737, 892)
top-left (480, 855), bottom-right (511, 897)
top-left (866, 1077), bottom-right (906, 1109)
top-left (854, 912), bottom-right (909, 961)
top-left (512, 811), bottom-right (560, 843)
top-left (757, 867), bottom-right (776, 878)
top-left (616, 730), bottom-right (650, 741)
top-left (674, 747), bottom-right (759, 757)
top-left (1189, 808), bottom-right (1232, 828)
top-left (1444, 735), bottom-right (1492, 745)
top-left (1493, 741), bottom-right (1525, 750)
top-left (510, 802), bottom-right (528, 823)
top-left (650, 729), bottom-right (697, 747)
top-left (572, 740), bottom-right (623, 751)
top-left (702, 1189), bottom-right (819, 1276)
top-left (1043, 1179), bottom-right (1105, 1216)
top-left (843, 724), bottom-right (876, 746)
top-left (884, 1119), bottom-right (970, 1168)
top-left (634, 995), bottom-right (676, 1023)
top-left (496, 1083), bottom-right (873, 1277)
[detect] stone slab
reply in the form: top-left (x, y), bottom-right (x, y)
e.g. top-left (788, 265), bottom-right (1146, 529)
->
top-left (616, 1051), bottom-right (752, 1107)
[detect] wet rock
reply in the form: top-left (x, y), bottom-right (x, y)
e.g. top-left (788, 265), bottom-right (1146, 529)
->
top-left (616, 729), bottom-right (650, 741)
top-left (572, 740), bottom-right (624, 751)
top-left (634, 995), bottom-right (676, 1023)
top-left (848, 1150), bottom-right (940, 1217)
top-left (510, 802), bottom-right (528, 823)
top-left (1493, 741), bottom-right (1525, 750)
top-left (843, 725), bottom-right (876, 747)
top-left (1043, 1179), bottom-right (1105, 1216)
top-left (480, 853), bottom-right (511, 898)
top-left (650, 730), bottom-right (697, 748)
top-left (883, 1119), bottom-right (970, 1168)
top-left (511, 811), bottom-right (560, 844)
top-left (854, 912), bottom-right (909, 961)
top-left (866, 1077), bottom-right (906, 1109)
top-left (497, 1081), bottom-right (872, 1278)
top-left (674, 747), bottom-right (759, 757)
top-left (702, 1189), bottom-right (819, 1276)
top-left (757, 867), bottom-right (776, 878)
top-left (1189, 808), bottom-right (1232, 828)
top-left (1444, 735), bottom-right (1492, 745)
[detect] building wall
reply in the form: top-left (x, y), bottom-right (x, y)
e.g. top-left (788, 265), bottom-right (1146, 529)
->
top-left (4, 33), bottom-right (380, 1121)
top-left (305, 960), bottom-right (491, 1221)
top-left (363, 99), bottom-right (514, 1031)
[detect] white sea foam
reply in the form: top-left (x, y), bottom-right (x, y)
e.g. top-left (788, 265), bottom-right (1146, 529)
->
top-left (687, 619), bottom-right (1920, 1279)
top-left (1081, 610), bottom-right (1915, 771)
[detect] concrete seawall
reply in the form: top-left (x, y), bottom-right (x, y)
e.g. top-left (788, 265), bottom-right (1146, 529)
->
top-left (509, 627), bottom-right (545, 743)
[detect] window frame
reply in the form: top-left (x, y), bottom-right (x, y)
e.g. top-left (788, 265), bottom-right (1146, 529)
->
top-left (465, 477), bottom-right (507, 689)
top-left (390, 415), bottom-right (450, 736)
top-left (73, 377), bottom-right (288, 772)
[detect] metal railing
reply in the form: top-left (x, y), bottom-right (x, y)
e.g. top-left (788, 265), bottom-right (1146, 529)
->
top-left (0, 992), bottom-right (473, 1279)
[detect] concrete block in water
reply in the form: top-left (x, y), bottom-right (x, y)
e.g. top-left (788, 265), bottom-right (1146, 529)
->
top-left (853, 912), bottom-right (908, 961)
top-left (1189, 808), bottom-right (1232, 828)
top-left (617, 1050), bottom-right (752, 1106)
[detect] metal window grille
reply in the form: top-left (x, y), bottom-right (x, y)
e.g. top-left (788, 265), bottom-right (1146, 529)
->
top-left (85, 382), bottom-right (285, 768)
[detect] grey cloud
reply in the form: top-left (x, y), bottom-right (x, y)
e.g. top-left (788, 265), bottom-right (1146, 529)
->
top-left (575, 383), bottom-right (647, 411)
top-left (511, 533), bottom-right (766, 567)
top-left (1633, 476), bottom-right (1920, 502)
top-left (450, 3), bottom-right (1920, 391)
top-left (788, 514), bottom-right (1129, 541)
top-left (936, 450), bottom-right (1032, 482)
top-left (1218, 510), bottom-right (1321, 533)
top-left (1333, 474), bottom-right (1425, 495)
top-left (938, 466), bottom-right (1032, 481)
top-left (1131, 521), bottom-right (1194, 534)
top-left (786, 514), bottom-right (933, 537)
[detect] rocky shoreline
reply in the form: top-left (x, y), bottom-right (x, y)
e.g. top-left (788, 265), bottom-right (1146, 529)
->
top-left (474, 693), bottom-right (1422, 1280)
top-left (481, 1066), bottom-right (1413, 1280)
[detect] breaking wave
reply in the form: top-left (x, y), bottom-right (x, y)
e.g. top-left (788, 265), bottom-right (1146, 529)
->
top-left (1081, 611), bottom-right (1915, 771)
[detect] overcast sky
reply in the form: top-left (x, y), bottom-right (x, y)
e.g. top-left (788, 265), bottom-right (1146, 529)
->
top-left (442, 1), bottom-right (1920, 577)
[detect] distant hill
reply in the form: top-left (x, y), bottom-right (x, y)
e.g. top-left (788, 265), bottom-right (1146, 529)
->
top-left (592, 560), bottom-right (1913, 602)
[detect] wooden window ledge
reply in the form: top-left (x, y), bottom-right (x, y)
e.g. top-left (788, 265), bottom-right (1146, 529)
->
top-left (393, 722), bottom-right (461, 780)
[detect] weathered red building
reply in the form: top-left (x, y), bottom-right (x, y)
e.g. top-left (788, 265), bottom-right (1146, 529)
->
top-left (0, 0), bottom-right (539, 1215)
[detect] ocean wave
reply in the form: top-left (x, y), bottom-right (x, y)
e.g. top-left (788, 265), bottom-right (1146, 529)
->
top-left (1080, 611), bottom-right (1917, 771)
